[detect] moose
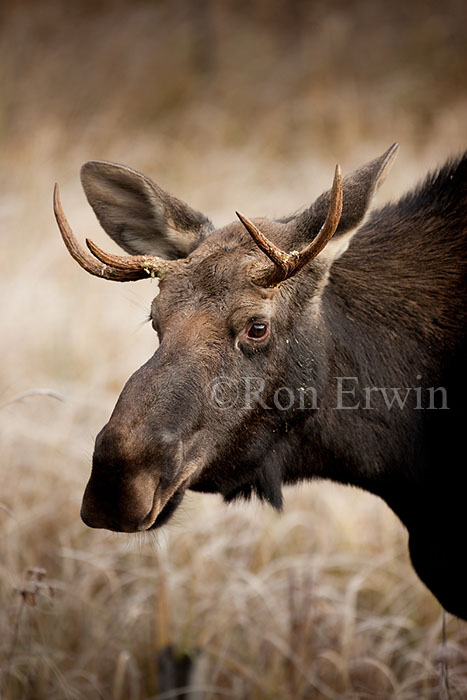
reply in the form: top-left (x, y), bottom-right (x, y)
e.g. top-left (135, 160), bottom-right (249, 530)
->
top-left (54, 144), bottom-right (466, 619)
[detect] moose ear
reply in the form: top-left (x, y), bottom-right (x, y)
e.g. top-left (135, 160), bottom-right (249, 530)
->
top-left (294, 143), bottom-right (399, 246)
top-left (80, 161), bottom-right (213, 259)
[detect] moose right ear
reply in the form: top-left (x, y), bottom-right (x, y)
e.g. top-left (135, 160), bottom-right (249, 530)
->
top-left (80, 161), bottom-right (213, 259)
top-left (294, 143), bottom-right (399, 242)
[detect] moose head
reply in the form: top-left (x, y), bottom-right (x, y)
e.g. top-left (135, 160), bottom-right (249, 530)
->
top-left (54, 146), bottom-right (398, 533)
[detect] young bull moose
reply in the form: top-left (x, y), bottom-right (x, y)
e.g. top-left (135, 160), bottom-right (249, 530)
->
top-left (54, 145), bottom-right (467, 619)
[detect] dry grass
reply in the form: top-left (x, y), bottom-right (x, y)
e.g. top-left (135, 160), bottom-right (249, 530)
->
top-left (1, 2), bottom-right (467, 698)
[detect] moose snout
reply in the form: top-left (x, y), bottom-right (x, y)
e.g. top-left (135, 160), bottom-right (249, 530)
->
top-left (80, 424), bottom-right (163, 532)
top-left (79, 353), bottom-right (198, 532)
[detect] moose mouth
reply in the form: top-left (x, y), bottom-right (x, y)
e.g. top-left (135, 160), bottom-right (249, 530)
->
top-left (147, 487), bottom-right (186, 530)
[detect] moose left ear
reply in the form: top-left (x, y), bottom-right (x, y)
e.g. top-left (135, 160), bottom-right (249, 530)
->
top-left (294, 143), bottom-right (399, 244)
top-left (80, 160), bottom-right (214, 259)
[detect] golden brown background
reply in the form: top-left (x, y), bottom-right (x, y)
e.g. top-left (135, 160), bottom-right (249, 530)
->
top-left (1, 1), bottom-right (466, 698)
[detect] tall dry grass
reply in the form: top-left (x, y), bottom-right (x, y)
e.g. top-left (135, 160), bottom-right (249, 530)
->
top-left (1, 1), bottom-right (467, 698)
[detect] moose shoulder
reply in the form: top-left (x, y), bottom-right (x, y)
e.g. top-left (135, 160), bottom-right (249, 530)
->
top-left (54, 145), bottom-right (467, 619)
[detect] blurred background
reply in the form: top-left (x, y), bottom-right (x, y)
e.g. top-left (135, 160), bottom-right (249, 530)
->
top-left (1, 1), bottom-right (466, 698)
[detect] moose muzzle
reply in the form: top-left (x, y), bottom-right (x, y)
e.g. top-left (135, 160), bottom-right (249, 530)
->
top-left (79, 349), bottom-right (207, 532)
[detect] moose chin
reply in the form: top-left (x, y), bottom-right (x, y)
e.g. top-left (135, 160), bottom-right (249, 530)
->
top-left (54, 143), bottom-right (466, 620)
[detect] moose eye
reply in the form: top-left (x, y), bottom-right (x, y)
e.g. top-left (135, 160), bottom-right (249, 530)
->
top-left (246, 321), bottom-right (270, 341)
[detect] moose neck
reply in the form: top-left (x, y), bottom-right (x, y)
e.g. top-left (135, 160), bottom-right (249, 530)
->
top-left (273, 224), bottom-right (431, 527)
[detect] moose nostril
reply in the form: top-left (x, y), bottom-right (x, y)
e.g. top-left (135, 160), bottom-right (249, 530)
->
top-left (81, 469), bottom-right (161, 533)
top-left (80, 495), bottom-right (154, 533)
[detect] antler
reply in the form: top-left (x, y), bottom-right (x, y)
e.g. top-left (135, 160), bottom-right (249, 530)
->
top-left (53, 184), bottom-right (173, 282)
top-left (237, 164), bottom-right (343, 286)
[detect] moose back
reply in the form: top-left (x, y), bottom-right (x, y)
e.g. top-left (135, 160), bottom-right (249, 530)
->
top-left (54, 144), bottom-right (467, 619)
